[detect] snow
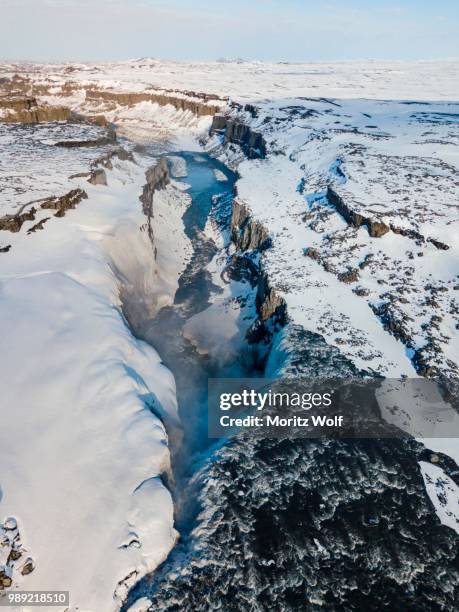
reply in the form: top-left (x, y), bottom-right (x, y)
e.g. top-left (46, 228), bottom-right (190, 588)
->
top-left (213, 168), bottom-right (228, 182)
top-left (235, 154), bottom-right (417, 376)
top-left (9, 58), bottom-right (458, 102)
top-left (0, 156), bottom-right (183, 611)
top-left (107, 180), bottom-right (192, 326)
top-left (167, 155), bottom-right (188, 178)
top-left (0, 122), bottom-right (109, 214)
top-left (126, 597), bottom-right (153, 612)
top-left (97, 100), bottom-right (211, 151)
top-left (420, 462), bottom-right (459, 534)
top-left (1, 56), bottom-right (459, 603)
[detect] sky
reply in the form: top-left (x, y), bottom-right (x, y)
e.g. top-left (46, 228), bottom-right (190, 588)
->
top-left (1, 0), bottom-right (458, 63)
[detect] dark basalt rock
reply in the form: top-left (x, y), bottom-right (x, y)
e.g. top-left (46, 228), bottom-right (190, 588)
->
top-left (139, 331), bottom-right (459, 612)
top-left (427, 237), bottom-right (450, 251)
top-left (353, 285), bottom-right (370, 297)
top-left (337, 268), bottom-right (360, 284)
top-left (327, 187), bottom-right (390, 237)
top-left (256, 272), bottom-right (287, 324)
top-left (244, 103), bottom-right (259, 118)
top-left (367, 219), bottom-right (390, 237)
top-left (225, 254), bottom-right (260, 286)
top-left (370, 301), bottom-right (413, 345)
top-left (231, 199), bottom-right (270, 251)
top-left (390, 224), bottom-right (425, 243)
top-left (20, 558), bottom-right (35, 576)
top-left (139, 158), bottom-right (171, 239)
top-left (92, 146), bottom-right (135, 170)
top-left (210, 114), bottom-right (267, 160)
top-left (303, 247), bottom-right (321, 261)
top-left (27, 217), bottom-right (50, 234)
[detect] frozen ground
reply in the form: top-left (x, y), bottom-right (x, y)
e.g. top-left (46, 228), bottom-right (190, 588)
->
top-left (1, 58), bottom-right (459, 608)
top-left (0, 147), bottom-right (194, 610)
top-left (3, 58), bottom-right (458, 101)
top-left (0, 122), bottom-right (109, 214)
top-left (6, 57), bottom-right (456, 381)
top-left (223, 96), bottom-right (459, 381)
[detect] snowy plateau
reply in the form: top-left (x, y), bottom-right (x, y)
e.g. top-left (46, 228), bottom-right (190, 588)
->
top-left (0, 58), bottom-right (458, 611)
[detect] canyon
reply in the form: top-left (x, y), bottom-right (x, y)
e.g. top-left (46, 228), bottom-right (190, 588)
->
top-left (0, 59), bottom-right (458, 611)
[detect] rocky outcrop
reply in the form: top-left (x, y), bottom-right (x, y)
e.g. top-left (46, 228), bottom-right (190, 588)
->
top-left (86, 89), bottom-right (220, 117)
top-left (0, 516), bottom-right (35, 590)
top-left (139, 158), bottom-right (170, 239)
top-left (231, 199), bottom-right (270, 251)
top-left (210, 115), bottom-right (267, 159)
top-left (0, 96), bottom-right (71, 123)
top-left (337, 268), bottom-right (360, 284)
top-left (140, 158), bottom-right (170, 214)
top-left (389, 224), bottom-right (425, 243)
top-left (229, 198), bottom-right (285, 331)
top-left (327, 187), bottom-right (390, 237)
top-left (304, 246), bottom-right (321, 261)
top-left (0, 92), bottom-right (111, 126)
top-left (427, 237), bottom-right (450, 251)
top-left (0, 96), bottom-right (37, 112)
top-left (370, 300), bottom-right (413, 346)
top-left (328, 188), bottom-right (451, 249)
top-left (41, 188), bottom-right (88, 217)
top-left (92, 146), bottom-right (134, 170)
top-left (256, 271), bottom-right (287, 324)
top-left (54, 127), bottom-right (116, 148)
top-left (0, 207), bottom-right (37, 233)
top-left (88, 168), bottom-right (107, 186)
top-left (27, 217), bottom-right (50, 234)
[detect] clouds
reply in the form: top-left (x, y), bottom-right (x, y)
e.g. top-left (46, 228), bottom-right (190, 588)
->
top-left (0, 0), bottom-right (457, 62)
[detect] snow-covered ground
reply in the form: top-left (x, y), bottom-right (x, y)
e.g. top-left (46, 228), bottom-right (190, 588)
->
top-left (224, 96), bottom-right (459, 379)
top-left (0, 141), bottom-right (196, 609)
top-left (4, 58), bottom-right (458, 101)
top-left (0, 122), bottom-right (109, 214)
top-left (9, 57), bottom-right (455, 381)
top-left (1, 58), bottom-right (459, 607)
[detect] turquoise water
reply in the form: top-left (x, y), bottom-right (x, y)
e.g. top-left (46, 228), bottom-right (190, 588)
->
top-left (174, 152), bottom-right (236, 314)
top-left (122, 151), bottom-right (256, 611)
top-left (138, 152), bottom-right (240, 489)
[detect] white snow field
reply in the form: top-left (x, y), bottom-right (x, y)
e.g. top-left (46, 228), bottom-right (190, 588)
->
top-left (0, 148), bottom-right (197, 610)
top-left (0, 58), bottom-right (459, 608)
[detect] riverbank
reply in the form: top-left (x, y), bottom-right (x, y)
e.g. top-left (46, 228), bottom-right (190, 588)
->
top-left (0, 145), bottom-right (182, 610)
top-left (1, 59), bottom-right (458, 611)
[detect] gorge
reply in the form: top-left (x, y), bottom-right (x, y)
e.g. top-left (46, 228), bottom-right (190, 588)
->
top-left (0, 59), bottom-right (458, 612)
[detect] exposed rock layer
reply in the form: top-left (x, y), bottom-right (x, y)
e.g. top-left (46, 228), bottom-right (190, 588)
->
top-left (139, 158), bottom-right (171, 239)
top-left (40, 188), bottom-right (88, 217)
top-left (328, 187), bottom-right (450, 249)
top-left (211, 115), bottom-right (267, 159)
top-left (231, 199), bottom-right (270, 251)
top-left (0, 96), bottom-right (71, 123)
top-left (86, 89), bottom-right (219, 117)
